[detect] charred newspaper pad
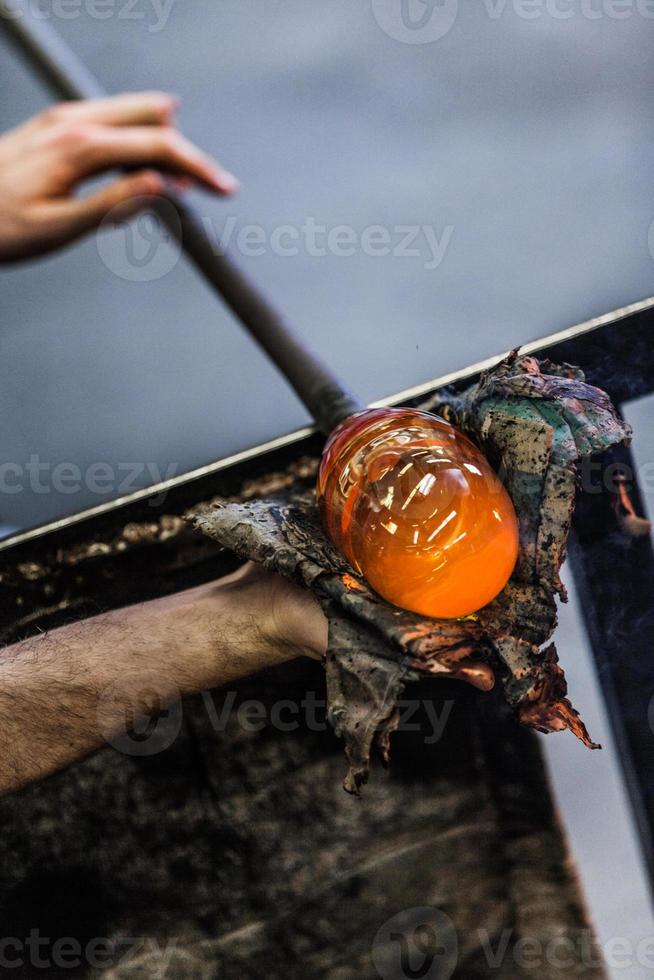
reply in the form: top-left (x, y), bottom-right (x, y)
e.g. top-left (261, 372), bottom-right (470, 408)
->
top-left (195, 352), bottom-right (631, 792)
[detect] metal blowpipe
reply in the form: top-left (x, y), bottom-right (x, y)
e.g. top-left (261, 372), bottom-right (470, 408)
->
top-left (0, 0), bottom-right (363, 435)
top-left (1, 4), bottom-right (520, 619)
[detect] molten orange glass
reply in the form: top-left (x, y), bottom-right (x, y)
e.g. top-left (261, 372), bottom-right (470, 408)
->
top-left (317, 407), bottom-right (519, 619)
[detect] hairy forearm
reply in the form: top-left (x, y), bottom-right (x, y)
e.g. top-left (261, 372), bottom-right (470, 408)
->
top-left (0, 566), bottom-right (322, 796)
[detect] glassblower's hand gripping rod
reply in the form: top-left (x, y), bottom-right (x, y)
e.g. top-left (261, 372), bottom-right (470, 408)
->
top-left (0, 0), bottom-right (363, 435)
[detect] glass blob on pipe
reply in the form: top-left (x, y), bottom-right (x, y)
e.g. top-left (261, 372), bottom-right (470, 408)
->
top-left (317, 407), bottom-right (519, 619)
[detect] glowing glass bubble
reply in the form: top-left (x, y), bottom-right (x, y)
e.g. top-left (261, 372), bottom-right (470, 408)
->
top-left (317, 407), bottom-right (519, 619)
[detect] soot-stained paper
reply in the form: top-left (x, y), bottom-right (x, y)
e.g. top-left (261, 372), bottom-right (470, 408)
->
top-left (195, 353), bottom-right (632, 793)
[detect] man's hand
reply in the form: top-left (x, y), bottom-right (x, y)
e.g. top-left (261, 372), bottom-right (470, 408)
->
top-left (0, 564), bottom-right (328, 797)
top-left (0, 91), bottom-right (238, 262)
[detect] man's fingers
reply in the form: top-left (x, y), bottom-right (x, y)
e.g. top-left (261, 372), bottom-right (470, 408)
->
top-left (39, 93), bottom-right (178, 129)
top-left (73, 125), bottom-right (239, 194)
top-left (2, 95), bottom-right (239, 261)
top-left (37, 170), bottom-right (166, 244)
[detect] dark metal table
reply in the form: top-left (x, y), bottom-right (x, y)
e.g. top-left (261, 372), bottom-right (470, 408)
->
top-left (0, 300), bottom-right (652, 977)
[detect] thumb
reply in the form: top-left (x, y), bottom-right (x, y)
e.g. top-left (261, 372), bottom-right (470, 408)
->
top-left (47, 170), bottom-right (167, 242)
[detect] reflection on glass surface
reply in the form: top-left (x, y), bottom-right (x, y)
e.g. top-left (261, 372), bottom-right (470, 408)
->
top-left (317, 407), bottom-right (518, 617)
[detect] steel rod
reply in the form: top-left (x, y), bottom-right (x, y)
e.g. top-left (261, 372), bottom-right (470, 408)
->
top-left (0, 0), bottom-right (363, 434)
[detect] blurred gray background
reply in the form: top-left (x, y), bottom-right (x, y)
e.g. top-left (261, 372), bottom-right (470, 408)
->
top-left (2, 1), bottom-right (654, 975)
top-left (2, 0), bottom-right (654, 531)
